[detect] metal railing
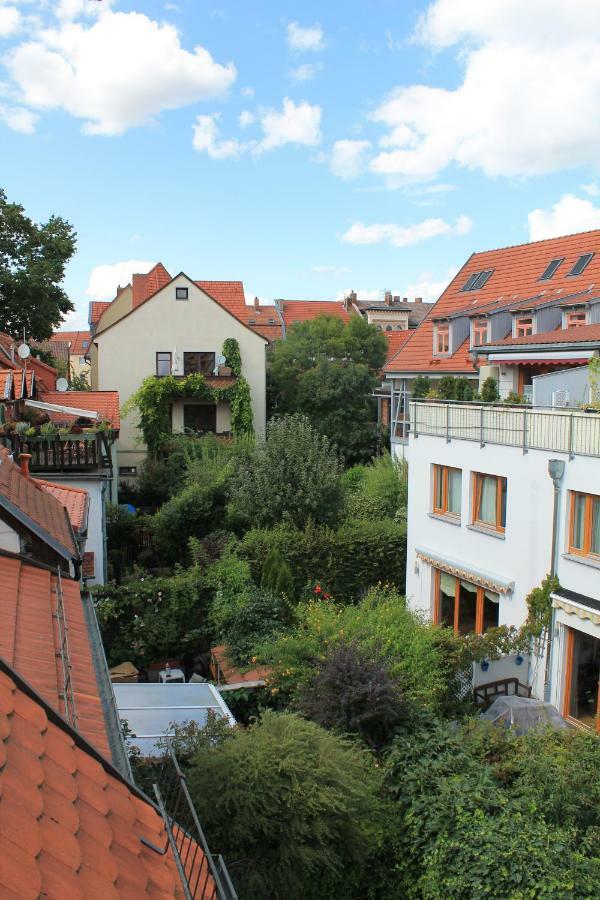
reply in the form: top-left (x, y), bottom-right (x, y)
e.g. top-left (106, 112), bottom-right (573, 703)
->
top-left (145, 748), bottom-right (237, 900)
top-left (410, 400), bottom-right (600, 458)
top-left (53, 568), bottom-right (77, 728)
top-left (1, 433), bottom-right (111, 471)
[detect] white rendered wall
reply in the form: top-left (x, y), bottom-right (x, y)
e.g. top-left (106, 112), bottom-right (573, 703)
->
top-left (0, 520), bottom-right (20, 554)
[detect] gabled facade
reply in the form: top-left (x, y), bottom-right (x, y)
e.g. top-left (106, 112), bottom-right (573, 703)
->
top-left (50, 329), bottom-right (92, 378)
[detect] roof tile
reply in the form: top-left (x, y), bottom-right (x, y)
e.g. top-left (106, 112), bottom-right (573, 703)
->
top-left (0, 836), bottom-right (42, 898)
top-left (36, 481), bottom-right (88, 533)
top-left (486, 322), bottom-right (600, 347)
top-left (39, 390), bottom-right (121, 430)
top-left (279, 299), bottom-right (352, 328)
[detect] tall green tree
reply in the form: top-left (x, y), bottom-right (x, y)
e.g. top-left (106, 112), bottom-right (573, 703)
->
top-left (268, 314), bottom-right (387, 463)
top-left (0, 188), bottom-right (76, 339)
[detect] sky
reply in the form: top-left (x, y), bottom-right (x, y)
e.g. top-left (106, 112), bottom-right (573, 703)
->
top-left (2, 0), bottom-right (600, 329)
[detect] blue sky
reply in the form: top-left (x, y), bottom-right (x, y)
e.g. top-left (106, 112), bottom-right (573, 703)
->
top-left (2, 0), bottom-right (600, 328)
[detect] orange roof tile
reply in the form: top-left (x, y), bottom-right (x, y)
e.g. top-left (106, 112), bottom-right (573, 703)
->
top-left (132, 263), bottom-right (172, 308)
top-left (211, 644), bottom-right (271, 685)
top-left (278, 299), bottom-right (352, 328)
top-left (0, 657), bottom-right (211, 899)
top-left (51, 331), bottom-right (91, 357)
top-left (384, 330), bottom-right (411, 364)
top-left (485, 322), bottom-right (600, 348)
top-left (0, 371), bottom-right (13, 400)
top-left (387, 229), bottom-right (600, 374)
top-left (0, 448), bottom-right (77, 559)
top-left (39, 391), bottom-right (120, 430)
top-left (35, 480), bottom-right (88, 533)
top-left (90, 301), bottom-right (112, 325)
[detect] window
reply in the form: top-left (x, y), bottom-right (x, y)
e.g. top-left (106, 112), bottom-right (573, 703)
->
top-left (433, 465), bottom-right (462, 518)
top-left (183, 351), bottom-right (215, 376)
top-left (563, 627), bottom-right (600, 732)
top-left (435, 323), bottom-right (450, 354)
top-left (82, 340), bottom-right (89, 349)
top-left (78, 357), bottom-right (86, 366)
top-left (183, 404), bottom-right (216, 433)
top-left (539, 257), bottom-right (564, 280)
top-left (568, 253), bottom-right (594, 276)
top-left (515, 315), bottom-right (533, 338)
top-left (119, 466), bottom-right (137, 477)
top-left (434, 570), bottom-right (499, 635)
top-left (472, 472), bottom-right (507, 533)
top-left (156, 351), bottom-right (172, 377)
top-left (472, 318), bottom-right (489, 347)
top-left (175, 287), bottom-right (189, 300)
top-left (569, 491), bottom-right (600, 559)
top-left (460, 270), bottom-right (493, 292)
top-left (566, 310), bottom-right (587, 328)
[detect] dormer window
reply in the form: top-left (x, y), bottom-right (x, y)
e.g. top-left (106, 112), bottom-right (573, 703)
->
top-left (568, 253), bottom-right (594, 276)
top-left (176, 287), bottom-right (189, 300)
top-left (515, 315), bottom-right (533, 338)
top-left (566, 310), bottom-right (587, 328)
top-left (539, 258), bottom-right (564, 281)
top-left (472, 318), bottom-right (489, 347)
top-left (434, 322), bottom-right (450, 354)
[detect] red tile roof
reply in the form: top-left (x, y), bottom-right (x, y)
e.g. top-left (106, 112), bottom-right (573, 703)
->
top-left (36, 481), bottom-right (88, 533)
top-left (386, 229), bottom-right (600, 374)
top-left (0, 656), bottom-right (208, 899)
top-left (384, 330), bottom-right (411, 364)
top-left (39, 391), bottom-right (121, 430)
top-left (90, 301), bottom-right (112, 325)
top-left (132, 263), bottom-right (172, 308)
top-left (0, 448), bottom-right (77, 559)
top-left (278, 299), bottom-right (352, 328)
top-left (51, 331), bottom-right (91, 357)
top-left (0, 371), bottom-right (13, 400)
top-left (485, 323), bottom-right (600, 348)
top-left (0, 554), bottom-right (108, 753)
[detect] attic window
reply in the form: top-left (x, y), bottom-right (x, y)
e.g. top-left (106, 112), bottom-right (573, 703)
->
top-left (268, 318), bottom-right (276, 325)
top-left (248, 318), bottom-right (256, 325)
top-left (434, 322), bottom-right (450, 355)
top-left (461, 270), bottom-right (493, 292)
top-left (539, 257), bottom-right (564, 280)
top-left (175, 287), bottom-right (189, 300)
top-left (568, 253), bottom-right (594, 276)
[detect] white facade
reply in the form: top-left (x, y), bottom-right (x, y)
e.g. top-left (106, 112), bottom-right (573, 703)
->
top-left (405, 400), bottom-right (600, 719)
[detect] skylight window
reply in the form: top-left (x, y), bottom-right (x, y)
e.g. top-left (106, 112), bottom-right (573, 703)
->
top-left (539, 257), bottom-right (564, 281)
top-left (568, 253), bottom-right (594, 276)
top-left (460, 270), bottom-right (494, 292)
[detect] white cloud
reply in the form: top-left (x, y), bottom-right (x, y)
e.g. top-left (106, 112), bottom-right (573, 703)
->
top-left (290, 62), bottom-right (320, 82)
top-left (581, 182), bottom-right (600, 197)
top-left (241, 86), bottom-right (254, 97)
top-left (0, 102), bottom-right (37, 133)
top-left (86, 260), bottom-right (154, 300)
top-left (238, 109), bottom-right (255, 128)
top-left (258, 97), bottom-right (322, 151)
top-left (359, 0), bottom-right (600, 181)
top-left (401, 266), bottom-right (458, 302)
top-left (313, 265), bottom-right (351, 276)
top-left (342, 214), bottom-right (472, 248)
top-left (330, 139), bottom-right (371, 179)
top-left (287, 21), bottom-right (325, 52)
top-left (192, 113), bottom-right (243, 158)
top-left (0, 5), bottom-right (21, 36)
top-left (6, 10), bottom-right (236, 135)
top-left (528, 194), bottom-right (600, 241)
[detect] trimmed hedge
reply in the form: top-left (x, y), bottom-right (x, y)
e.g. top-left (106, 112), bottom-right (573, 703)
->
top-left (239, 518), bottom-right (406, 601)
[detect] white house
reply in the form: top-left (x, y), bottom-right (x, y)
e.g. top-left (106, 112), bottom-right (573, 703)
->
top-left (405, 398), bottom-right (600, 729)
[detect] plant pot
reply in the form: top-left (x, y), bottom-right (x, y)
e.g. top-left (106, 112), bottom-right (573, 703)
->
top-left (218, 366), bottom-right (233, 377)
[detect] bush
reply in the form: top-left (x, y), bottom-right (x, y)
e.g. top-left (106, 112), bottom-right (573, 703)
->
top-left (153, 479), bottom-right (229, 564)
top-left (239, 517), bottom-right (407, 600)
top-left (342, 452), bottom-right (407, 521)
top-left (261, 547), bottom-right (295, 601)
top-left (229, 414), bottom-right (344, 529)
top-left (411, 375), bottom-right (431, 398)
top-left (454, 376), bottom-right (475, 401)
top-left (297, 640), bottom-right (409, 752)
top-left (480, 376), bottom-right (500, 403)
top-left (186, 711), bottom-right (386, 899)
top-left (437, 375), bottom-right (456, 400)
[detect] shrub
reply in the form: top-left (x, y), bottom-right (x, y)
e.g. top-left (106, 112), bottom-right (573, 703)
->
top-left (186, 711), bottom-right (386, 900)
top-left (239, 517), bottom-right (407, 600)
top-left (454, 377), bottom-right (474, 401)
top-left (229, 414), bottom-right (344, 529)
top-left (261, 547), bottom-right (295, 601)
top-left (152, 478), bottom-right (229, 564)
top-left (342, 451), bottom-right (407, 521)
top-left (297, 640), bottom-right (409, 752)
top-left (437, 375), bottom-right (457, 400)
top-left (480, 376), bottom-right (500, 403)
top-left (411, 375), bottom-right (431, 398)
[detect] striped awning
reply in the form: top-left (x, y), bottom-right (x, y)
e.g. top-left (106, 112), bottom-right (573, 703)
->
top-left (499, 358), bottom-right (590, 367)
top-left (415, 547), bottom-right (515, 595)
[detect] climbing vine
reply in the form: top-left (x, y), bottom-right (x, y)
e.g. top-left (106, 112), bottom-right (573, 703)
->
top-left (123, 338), bottom-right (253, 452)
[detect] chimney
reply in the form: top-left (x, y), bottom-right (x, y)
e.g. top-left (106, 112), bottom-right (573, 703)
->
top-left (344, 291), bottom-right (358, 311)
top-left (384, 290), bottom-right (393, 306)
top-left (393, 295), bottom-right (400, 303)
top-left (414, 297), bottom-right (423, 304)
top-left (253, 296), bottom-right (260, 311)
top-left (402, 297), bottom-right (408, 303)
top-left (19, 453), bottom-right (32, 478)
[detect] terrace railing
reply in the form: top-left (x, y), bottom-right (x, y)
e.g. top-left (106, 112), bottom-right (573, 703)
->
top-left (410, 400), bottom-right (600, 458)
top-left (1, 432), bottom-right (112, 471)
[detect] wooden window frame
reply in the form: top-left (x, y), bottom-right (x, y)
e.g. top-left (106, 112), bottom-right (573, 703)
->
top-left (562, 626), bottom-right (600, 734)
top-left (515, 315), bottom-right (534, 338)
top-left (432, 464), bottom-right (461, 518)
top-left (565, 310), bottom-right (587, 328)
top-left (156, 351), bottom-right (172, 377)
top-left (183, 351), bottom-right (216, 376)
top-left (432, 568), bottom-right (498, 635)
top-left (472, 319), bottom-right (489, 347)
top-left (472, 472), bottom-right (507, 533)
top-left (568, 491), bottom-right (600, 559)
top-left (435, 322), bottom-right (450, 355)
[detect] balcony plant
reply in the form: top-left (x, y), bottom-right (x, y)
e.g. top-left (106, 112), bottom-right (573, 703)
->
top-left (40, 422), bottom-right (57, 437)
top-left (14, 421), bottom-right (29, 434)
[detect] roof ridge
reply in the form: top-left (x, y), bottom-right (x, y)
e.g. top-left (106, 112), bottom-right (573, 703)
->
top-left (468, 227), bottom-right (600, 258)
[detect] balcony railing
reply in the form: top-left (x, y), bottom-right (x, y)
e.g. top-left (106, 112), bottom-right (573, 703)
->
top-left (1, 432), bottom-right (112, 471)
top-left (410, 400), bottom-right (600, 458)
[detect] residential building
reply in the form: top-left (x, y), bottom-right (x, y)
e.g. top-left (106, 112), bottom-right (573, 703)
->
top-left (274, 297), bottom-right (355, 335)
top-left (404, 397), bottom-right (600, 727)
top-left (90, 263), bottom-right (270, 478)
top-left (50, 329), bottom-right (92, 379)
top-left (385, 230), bottom-right (600, 453)
top-left (350, 290), bottom-right (432, 332)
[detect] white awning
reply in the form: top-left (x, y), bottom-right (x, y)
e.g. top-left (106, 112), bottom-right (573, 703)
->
top-left (415, 546), bottom-right (515, 595)
top-left (25, 399), bottom-right (99, 421)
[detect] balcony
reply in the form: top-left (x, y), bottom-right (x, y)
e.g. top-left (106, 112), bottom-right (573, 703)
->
top-left (0, 432), bottom-right (113, 472)
top-left (409, 400), bottom-right (600, 458)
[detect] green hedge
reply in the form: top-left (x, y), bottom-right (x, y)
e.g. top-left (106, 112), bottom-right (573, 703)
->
top-left (239, 518), bottom-right (406, 600)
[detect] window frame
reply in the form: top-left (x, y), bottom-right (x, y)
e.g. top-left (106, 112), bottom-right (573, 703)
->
top-left (568, 253), bottom-right (594, 277)
top-left (434, 322), bottom-right (450, 355)
top-left (156, 351), bottom-right (172, 377)
top-left (472, 472), bottom-right (507, 534)
top-left (472, 318), bottom-right (489, 347)
top-left (183, 351), bottom-right (216, 376)
top-left (514, 315), bottom-right (534, 338)
top-left (175, 286), bottom-right (189, 300)
top-left (565, 310), bottom-right (587, 328)
top-left (432, 464), bottom-right (462, 518)
top-left (539, 257), bottom-right (564, 281)
top-left (568, 491), bottom-right (600, 559)
top-left (432, 568), bottom-right (499, 635)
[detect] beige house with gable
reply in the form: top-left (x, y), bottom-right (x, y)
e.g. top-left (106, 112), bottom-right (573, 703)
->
top-left (91, 264), bottom-right (268, 479)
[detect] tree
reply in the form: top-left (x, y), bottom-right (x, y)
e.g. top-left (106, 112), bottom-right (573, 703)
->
top-left (411, 375), bottom-right (431, 398)
top-left (480, 376), bottom-right (500, 402)
top-left (186, 711), bottom-right (386, 899)
top-left (0, 188), bottom-right (76, 339)
top-left (229, 414), bottom-right (344, 529)
top-left (268, 315), bottom-right (387, 463)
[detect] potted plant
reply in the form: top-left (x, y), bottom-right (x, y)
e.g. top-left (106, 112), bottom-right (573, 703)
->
top-left (40, 422), bottom-right (57, 438)
top-left (218, 365), bottom-right (233, 377)
top-left (14, 421), bottom-right (29, 435)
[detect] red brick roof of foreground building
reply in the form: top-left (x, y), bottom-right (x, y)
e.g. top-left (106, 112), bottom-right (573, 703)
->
top-left (0, 652), bottom-right (210, 899)
top-left (39, 390), bottom-right (121, 431)
top-left (36, 480), bottom-right (88, 533)
top-left (385, 229), bottom-right (600, 375)
top-left (482, 322), bottom-right (600, 348)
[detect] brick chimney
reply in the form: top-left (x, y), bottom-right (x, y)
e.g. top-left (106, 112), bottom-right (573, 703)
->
top-left (384, 290), bottom-right (393, 306)
top-left (402, 297), bottom-right (408, 303)
top-left (344, 290), bottom-right (358, 311)
top-left (19, 453), bottom-right (32, 478)
top-left (414, 297), bottom-right (423, 304)
top-left (253, 296), bottom-right (260, 311)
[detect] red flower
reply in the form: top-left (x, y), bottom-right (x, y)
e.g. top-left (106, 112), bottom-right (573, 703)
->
top-left (314, 585), bottom-right (322, 595)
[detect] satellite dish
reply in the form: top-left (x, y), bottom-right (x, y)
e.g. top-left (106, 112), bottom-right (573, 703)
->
top-left (216, 354), bottom-right (226, 365)
top-left (17, 343), bottom-right (30, 359)
top-left (56, 377), bottom-right (69, 392)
